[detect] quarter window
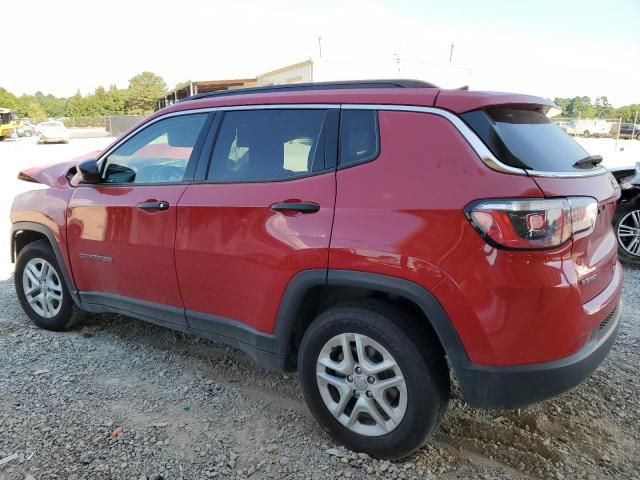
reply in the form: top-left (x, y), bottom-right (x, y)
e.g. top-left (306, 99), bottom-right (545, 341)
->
top-left (102, 113), bottom-right (208, 184)
top-left (339, 110), bottom-right (379, 166)
top-left (207, 109), bottom-right (329, 182)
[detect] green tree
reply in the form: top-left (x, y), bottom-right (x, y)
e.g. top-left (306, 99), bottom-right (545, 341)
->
top-left (104, 85), bottom-right (126, 115)
top-left (24, 101), bottom-right (47, 121)
top-left (594, 96), bottom-right (613, 118)
top-left (613, 104), bottom-right (640, 123)
top-left (66, 90), bottom-right (90, 117)
top-left (0, 87), bottom-right (17, 109)
top-left (125, 72), bottom-right (166, 115)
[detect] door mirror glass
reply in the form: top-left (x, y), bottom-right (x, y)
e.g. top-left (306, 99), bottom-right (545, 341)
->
top-left (104, 163), bottom-right (136, 183)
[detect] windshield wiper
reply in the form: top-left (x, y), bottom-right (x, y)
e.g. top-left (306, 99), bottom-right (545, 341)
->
top-left (573, 155), bottom-right (603, 169)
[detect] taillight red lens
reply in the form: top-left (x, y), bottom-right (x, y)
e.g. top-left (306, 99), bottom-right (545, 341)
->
top-left (466, 197), bottom-right (597, 250)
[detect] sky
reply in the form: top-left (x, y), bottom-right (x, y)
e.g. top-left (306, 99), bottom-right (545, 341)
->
top-left (1, 0), bottom-right (639, 106)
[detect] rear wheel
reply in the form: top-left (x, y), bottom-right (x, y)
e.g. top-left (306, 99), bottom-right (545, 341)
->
top-left (298, 301), bottom-right (450, 459)
top-left (15, 240), bottom-right (86, 330)
top-left (614, 201), bottom-right (640, 265)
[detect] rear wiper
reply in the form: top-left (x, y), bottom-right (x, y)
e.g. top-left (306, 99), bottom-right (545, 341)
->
top-left (573, 155), bottom-right (603, 169)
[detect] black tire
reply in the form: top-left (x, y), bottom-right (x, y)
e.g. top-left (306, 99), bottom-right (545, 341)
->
top-left (583, 130), bottom-right (591, 138)
top-left (298, 300), bottom-right (450, 459)
top-left (15, 240), bottom-right (86, 331)
top-left (613, 201), bottom-right (640, 266)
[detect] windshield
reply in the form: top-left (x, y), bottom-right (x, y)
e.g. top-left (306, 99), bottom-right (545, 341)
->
top-left (462, 108), bottom-right (591, 172)
top-left (41, 122), bottom-right (64, 128)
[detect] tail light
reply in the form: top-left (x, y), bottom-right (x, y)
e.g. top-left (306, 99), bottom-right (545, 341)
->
top-left (466, 197), bottom-right (598, 250)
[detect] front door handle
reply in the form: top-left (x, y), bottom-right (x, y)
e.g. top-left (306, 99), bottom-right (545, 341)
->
top-left (270, 201), bottom-right (320, 214)
top-left (137, 200), bottom-right (170, 212)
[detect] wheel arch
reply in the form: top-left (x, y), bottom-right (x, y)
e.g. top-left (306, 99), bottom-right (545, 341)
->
top-left (11, 222), bottom-right (80, 306)
top-left (274, 269), bottom-right (470, 373)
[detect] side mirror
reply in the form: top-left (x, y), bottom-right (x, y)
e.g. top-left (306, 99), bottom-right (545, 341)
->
top-left (72, 159), bottom-right (101, 185)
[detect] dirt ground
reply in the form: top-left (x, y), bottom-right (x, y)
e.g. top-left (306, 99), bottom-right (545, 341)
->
top-left (0, 136), bottom-right (638, 480)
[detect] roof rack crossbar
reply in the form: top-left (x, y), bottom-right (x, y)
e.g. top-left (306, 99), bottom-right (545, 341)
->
top-left (178, 79), bottom-right (438, 103)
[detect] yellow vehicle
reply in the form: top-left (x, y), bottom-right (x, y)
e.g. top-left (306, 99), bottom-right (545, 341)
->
top-left (0, 108), bottom-right (21, 140)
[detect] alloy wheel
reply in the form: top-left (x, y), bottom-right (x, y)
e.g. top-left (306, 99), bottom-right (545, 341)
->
top-left (617, 209), bottom-right (640, 257)
top-left (315, 333), bottom-right (408, 436)
top-left (22, 258), bottom-right (64, 318)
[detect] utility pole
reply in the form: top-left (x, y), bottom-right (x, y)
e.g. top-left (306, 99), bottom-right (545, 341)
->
top-left (615, 117), bottom-right (622, 151)
top-left (631, 110), bottom-right (638, 140)
top-left (449, 43), bottom-right (454, 63)
top-left (317, 36), bottom-right (322, 59)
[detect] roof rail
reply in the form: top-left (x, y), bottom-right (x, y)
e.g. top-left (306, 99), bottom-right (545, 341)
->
top-left (180, 79), bottom-right (438, 103)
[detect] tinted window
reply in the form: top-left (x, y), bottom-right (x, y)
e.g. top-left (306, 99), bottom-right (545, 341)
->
top-left (102, 113), bottom-right (207, 184)
top-left (463, 108), bottom-right (590, 172)
top-left (208, 109), bottom-right (328, 182)
top-left (339, 110), bottom-right (379, 166)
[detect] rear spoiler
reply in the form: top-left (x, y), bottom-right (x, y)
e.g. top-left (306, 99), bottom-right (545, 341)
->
top-left (435, 90), bottom-right (558, 116)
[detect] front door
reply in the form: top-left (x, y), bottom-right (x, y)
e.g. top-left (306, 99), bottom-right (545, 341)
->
top-left (67, 113), bottom-right (211, 325)
top-left (175, 108), bottom-right (338, 334)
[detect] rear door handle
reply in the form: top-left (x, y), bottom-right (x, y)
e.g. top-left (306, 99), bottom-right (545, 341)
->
top-left (270, 201), bottom-right (320, 214)
top-left (137, 200), bottom-right (170, 212)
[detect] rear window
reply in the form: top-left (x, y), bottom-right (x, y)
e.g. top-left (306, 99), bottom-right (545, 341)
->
top-left (339, 110), bottom-right (379, 166)
top-left (462, 108), bottom-right (590, 172)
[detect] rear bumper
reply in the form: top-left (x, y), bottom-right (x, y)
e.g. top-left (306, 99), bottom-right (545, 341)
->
top-left (457, 301), bottom-right (621, 409)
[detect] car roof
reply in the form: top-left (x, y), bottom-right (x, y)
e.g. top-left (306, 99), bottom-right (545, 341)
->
top-left (158, 80), bottom-right (556, 118)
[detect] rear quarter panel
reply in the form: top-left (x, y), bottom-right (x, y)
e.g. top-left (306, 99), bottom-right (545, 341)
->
top-left (329, 110), bottom-right (543, 288)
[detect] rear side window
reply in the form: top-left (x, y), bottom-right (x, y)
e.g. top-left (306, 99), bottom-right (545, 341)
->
top-left (462, 108), bottom-right (590, 172)
top-left (339, 110), bottom-right (379, 166)
top-left (207, 109), bottom-right (329, 182)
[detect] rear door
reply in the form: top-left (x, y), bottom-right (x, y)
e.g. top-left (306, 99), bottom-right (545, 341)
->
top-left (67, 113), bottom-right (211, 325)
top-left (175, 107), bottom-right (338, 334)
top-left (462, 107), bottom-right (619, 301)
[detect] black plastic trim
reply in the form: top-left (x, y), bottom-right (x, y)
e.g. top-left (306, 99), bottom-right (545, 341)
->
top-left (181, 79), bottom-right (438, 103)
top-left (10, 222), bottom-right (80, 306)
top-left (457, 302), bottom-right (622, 409)
top-left (325, 270), bottom-right (469, 365)
top-left (79, 292), bottom-right (188, 326)
top-left (78, 291), bottom-right (285, 369)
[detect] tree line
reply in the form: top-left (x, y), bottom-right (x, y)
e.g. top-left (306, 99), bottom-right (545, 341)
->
top-left (1, 76), bottom-right (638, 124)
top-left (0, 72), bottom-right (167, 121)
top-left (553, 96), bottom-right (639, 123)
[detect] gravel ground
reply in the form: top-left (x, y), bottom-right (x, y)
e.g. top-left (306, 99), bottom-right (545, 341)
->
top-left (0, 264), bottom-right (638, 480)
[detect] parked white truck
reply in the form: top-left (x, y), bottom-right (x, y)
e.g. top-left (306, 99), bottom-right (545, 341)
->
top-left (565, 119), bottom-right (611, 137)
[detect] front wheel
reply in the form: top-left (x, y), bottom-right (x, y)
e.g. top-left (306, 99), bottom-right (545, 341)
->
top-left (614, 201), bottom-right (640, 265)
top-left (583, 130), bottom-right (591, 138)
top-left (15, 240), bottom-right (86, 330)
top-left (298, 301), bottom-right (450, 459)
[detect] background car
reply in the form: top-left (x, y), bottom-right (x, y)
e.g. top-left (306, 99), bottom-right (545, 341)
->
top-left (37, 121), bottom-right (70, 144)
top-left (612, 123), bottom-right (640, 140)
top-left (17, 121), bottom-right (38, 137)
top-left (610, 162), bottom-right (640, 264)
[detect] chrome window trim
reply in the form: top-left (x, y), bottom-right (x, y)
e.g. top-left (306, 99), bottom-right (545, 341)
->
top-left (97, 103), bottom-right (606, 179)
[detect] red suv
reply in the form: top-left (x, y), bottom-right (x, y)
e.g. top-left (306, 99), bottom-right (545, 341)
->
top-left (11, 81), bottom-right (623, 459)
